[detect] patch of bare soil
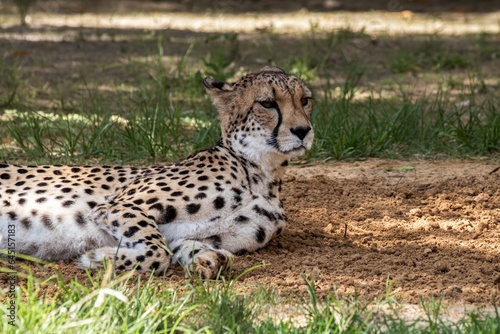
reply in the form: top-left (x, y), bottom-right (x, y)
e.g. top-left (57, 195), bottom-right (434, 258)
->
top-left (10, 159), bottom-right (500, 305)
top-left (233, 159), bottom-right (500, 304)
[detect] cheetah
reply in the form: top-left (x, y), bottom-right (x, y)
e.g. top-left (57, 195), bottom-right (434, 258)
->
top-left (0, 66), bottom-right (314, 279)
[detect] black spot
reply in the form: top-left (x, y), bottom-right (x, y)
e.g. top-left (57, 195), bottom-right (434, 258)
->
top-left (5, 189), bottom-right (15, 194)
top-left (138, 220), bottom-right (148, 227)
top-left (136, 255), bottom-right (145, 262)
top-left (146, 197), bottom-right (158, 204)
top-left (87, 201), bottom-right (97, 209)
top-left (123, 212), bottom-right (136, 219)
top-left (18, 198), bottom-right (26, 205)
top-left (231, 187), bottom-right (243, 196)
top-left (7, 211), bottom-right (17, 220)
top-left (146, 250), bottom-right (153, 257)
top-left (194, 193), bottom-right (206, 200)
top-left (172, 245), bottom-right (181, 254)
top-left (213, 196), bottom-right (225, 210)
top-left (35, 189), bottom-right (47, 194)
top-left (15, 181), bottom-right (25, 186)
top-left (198, 185), bottom-right (208, 191)
top-left (61, 187), bottom-right (72, 193)
top-left (150, 262), bottom-right (161, 270)
top-left (186, 203), bottom-right (201, 214)
top-left (36, 197), bottom-right (47, 203)
top-left (255, 226), bottom-right (266, 243)
top-left (75, 212), bottom-right (86, 225)
top-left (71, 167), bottom-right (81, 173)
top-left (234, 249), bottom-right (248, 256)
top-left (235, 215), bottom-right (249, 223)
top-left (160, 205), bottom-right (177, 224)
top-left (111, 220), bottom-right (120, 227)
top-left (85, 188), bottom-right (94, 195)
top-left (62, 200), bottom-right (74, 207)
top-left (198, 175), bottom-right (209, 181)
top-left (0, 173), bottom-right (10, 180)
top-left (124, 226), bottom-right (140, 238)
top-left (149, 203), bottom-right (164, 212)
top-left (41, 215), bottom-right (53, 229)
top-left (253, 205), bottom-right (276, 221)
top-left (18, 169), bottom-right (28, 174)
top-left (106, 176), bottom-right (114, 182)
top-left (190, 249), bottom-right (201, 257)
top-left (133, 199), bottom-right (144, 205)
top-left (101, 184), bottom-right (110, 190)
top-left (276, 227), bottom-right (283, 236)
top-left (20, 218), bottom-right (32, 229)
top-left (207, 235), bottom-right (222, 249)
top-left (124, 260), bottom-right (132, 266)
top-left (171, 191), bottom-right (183, 197)
top-left (53, 170), bottom-right (62, 175)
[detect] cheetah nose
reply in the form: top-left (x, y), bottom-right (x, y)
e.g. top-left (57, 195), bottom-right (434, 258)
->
top-left (290, 126), bottom-right (311, 140)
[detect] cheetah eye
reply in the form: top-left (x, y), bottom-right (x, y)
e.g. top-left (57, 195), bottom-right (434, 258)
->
top-left (301, 97), bottom-right (312, 107)
top-left (258, 100), bottom-right (278, 109)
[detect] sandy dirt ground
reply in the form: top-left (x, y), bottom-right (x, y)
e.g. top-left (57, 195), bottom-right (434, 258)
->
top-left (10, 159), bottom-right (499, 306)
top-left (236, 159), bottom-right (500, 304)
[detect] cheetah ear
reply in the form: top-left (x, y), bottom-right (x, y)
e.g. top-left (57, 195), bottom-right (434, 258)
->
top-left (203, 77), bottom-right (233, 92)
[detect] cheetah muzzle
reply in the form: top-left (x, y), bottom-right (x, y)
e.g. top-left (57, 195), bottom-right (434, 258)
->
top-left (0, 66), bottom-right (314, 279)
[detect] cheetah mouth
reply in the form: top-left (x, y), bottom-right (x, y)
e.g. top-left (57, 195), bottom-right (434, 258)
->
top-left (281, 145), bottom-right (307, 155)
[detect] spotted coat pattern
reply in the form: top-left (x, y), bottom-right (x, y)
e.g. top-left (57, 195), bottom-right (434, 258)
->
top-left (0, 66), bottom-right (314, 278)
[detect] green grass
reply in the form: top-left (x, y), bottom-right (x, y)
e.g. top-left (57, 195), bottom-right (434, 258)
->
top-left (2, 265), bottom-right (499, 333)
top-left (1, 58), bottom-right (498, 164)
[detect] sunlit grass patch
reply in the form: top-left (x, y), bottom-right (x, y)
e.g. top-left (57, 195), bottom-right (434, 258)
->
top-left (2, 262), bottom-right (499, 333)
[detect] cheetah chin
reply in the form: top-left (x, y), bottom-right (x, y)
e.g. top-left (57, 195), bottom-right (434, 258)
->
top-left (0, 66), bottom-right (314, 279)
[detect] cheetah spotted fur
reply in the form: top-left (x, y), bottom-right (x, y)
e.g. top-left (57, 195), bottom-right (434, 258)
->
top-left (0, 66), bottom-right (314, 279)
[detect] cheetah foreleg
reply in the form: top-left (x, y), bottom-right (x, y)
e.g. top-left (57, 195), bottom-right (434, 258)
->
top-left (78, 204), bottom-right (171, 273)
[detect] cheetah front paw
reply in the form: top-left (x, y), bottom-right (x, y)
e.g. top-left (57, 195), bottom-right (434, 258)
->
top-left (190, 249), bottom-right (233, 279)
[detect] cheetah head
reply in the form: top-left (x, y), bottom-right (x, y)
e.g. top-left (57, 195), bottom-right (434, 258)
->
top-left (204, 66), bottom-right (314, 163)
